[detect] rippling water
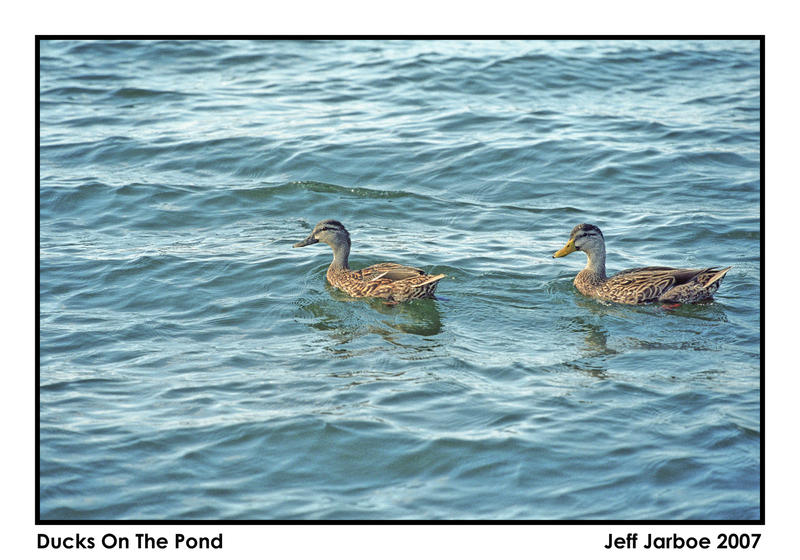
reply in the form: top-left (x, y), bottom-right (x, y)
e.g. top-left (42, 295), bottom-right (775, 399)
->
top-left (39, 39), bottom-right (761, 520)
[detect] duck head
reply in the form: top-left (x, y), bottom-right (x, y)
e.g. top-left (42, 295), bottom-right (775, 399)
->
top-left (553, 223), bottom-right (605, 258)
top-left (293, 219), bottom-right (351, 249)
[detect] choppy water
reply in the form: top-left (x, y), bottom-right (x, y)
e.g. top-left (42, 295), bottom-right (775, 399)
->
top-left (39, 39), bottom-right (761, 520)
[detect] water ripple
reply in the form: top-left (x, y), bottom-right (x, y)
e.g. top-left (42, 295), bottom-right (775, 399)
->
top-left (39, 39), bottom-right (761, 520)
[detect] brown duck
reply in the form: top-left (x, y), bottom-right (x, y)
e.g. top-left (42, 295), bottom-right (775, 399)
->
top-left (553, 223), bottom-right (731, 305)
top-left (293, 219), bottom-right (445, 303)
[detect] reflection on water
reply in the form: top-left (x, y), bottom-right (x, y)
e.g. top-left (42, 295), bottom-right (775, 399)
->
top-left (326, 369), bottom-right (411, 388)
top-left (560, 316), bottom-right (616, 379)
top-left (573, 292), bottom-right (730, 322)
top-left (558, 296), bottom-right (733, 380)
top-left (663, 301), bottom-right (731, 323)
top-left (296, 284), bottom-right (445, 358)
top-left (565, 359), bottom-right (610, 380)
top-left (570, 316), bottom-right (618, 357)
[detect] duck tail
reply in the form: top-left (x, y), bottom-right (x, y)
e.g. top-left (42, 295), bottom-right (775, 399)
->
top-left (703, 266), bottom-right (732, 288)
top-left (412, 274), bottom-right (446, 288)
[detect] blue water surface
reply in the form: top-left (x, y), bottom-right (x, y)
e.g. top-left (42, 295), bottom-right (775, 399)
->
top-left (39, 39), bottom-right (761, 520)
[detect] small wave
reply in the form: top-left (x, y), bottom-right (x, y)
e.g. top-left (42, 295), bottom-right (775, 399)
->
top-left (240, 180), bottom-right (430, 202)
top-left (109, 87), bottom-right (189, 101)
top-left (218, 53), bottom-right (267, 66)
top-left (41, 85), bottom-right (107, 98)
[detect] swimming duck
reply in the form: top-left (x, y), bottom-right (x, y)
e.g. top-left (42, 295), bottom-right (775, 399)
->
top-left (553, 223), bottom-right (731, 304)
top-left (293, 219), bottom-right (445, 302)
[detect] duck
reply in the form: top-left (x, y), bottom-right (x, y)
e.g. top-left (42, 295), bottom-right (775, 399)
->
top-left (552, 223), bottom-right (732, 305)
top-left (293, 219), bottom-right (445, 302)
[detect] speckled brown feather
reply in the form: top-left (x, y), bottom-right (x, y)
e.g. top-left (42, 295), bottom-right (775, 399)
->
top-left (576, 265), bottom-right (732, 304)
top-left (328, 263), bottom-right (445, 302)
top-left (294, 220), bottom-right (445, 303)
top-left (326, 263), bottom-right (445, 302)
top-left (555, 223), bottom-right (731, 305)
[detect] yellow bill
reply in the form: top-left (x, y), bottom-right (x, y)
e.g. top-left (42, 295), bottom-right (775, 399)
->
top-left (553, 238), bottom-right (577, 258)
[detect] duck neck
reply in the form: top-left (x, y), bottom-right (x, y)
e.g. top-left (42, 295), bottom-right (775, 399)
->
top-left (583, 246), bottom-right (607, 280)
top-left (329, 241), bottom-right (350, 271)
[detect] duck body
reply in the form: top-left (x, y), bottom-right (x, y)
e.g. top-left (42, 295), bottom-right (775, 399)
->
top-left (327, 261), bottom-right (444, 301)
top-left (574, 264), bottom-right (732, 304)
top-left (554, 223), bottom-right (731, 305)
top-left (294, 219), bottom-right (445, 303)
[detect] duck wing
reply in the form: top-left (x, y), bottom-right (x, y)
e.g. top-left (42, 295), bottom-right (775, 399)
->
top-left (333, 262), bottom-right (445, 301)
top-left (360, 262), bottom-right (427, 282)
top-left (604, 266), bottom-right (730, 303)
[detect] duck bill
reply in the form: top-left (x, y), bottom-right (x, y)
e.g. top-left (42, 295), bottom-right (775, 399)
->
top-left (553, 238), bottom-right (577, 258)
top-left (293, 235), bottom-right (319, 248)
